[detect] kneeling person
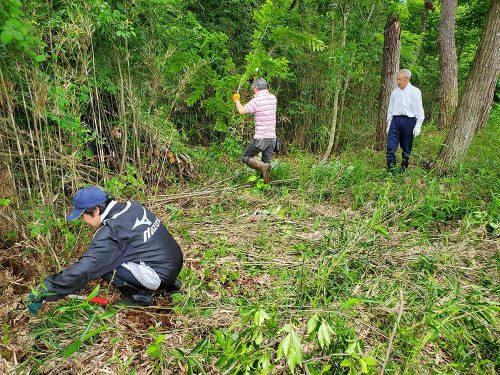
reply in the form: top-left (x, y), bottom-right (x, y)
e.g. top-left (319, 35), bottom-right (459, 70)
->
top-left (27, 187), bottom-right (183, 313)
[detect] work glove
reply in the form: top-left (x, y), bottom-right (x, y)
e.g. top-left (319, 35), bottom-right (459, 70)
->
top-left (232, 92), bottom-right (240, 102)
top-left (413, 125), bottom-right (421, 137)
top-left (26, 289), bottom-right (46, 315)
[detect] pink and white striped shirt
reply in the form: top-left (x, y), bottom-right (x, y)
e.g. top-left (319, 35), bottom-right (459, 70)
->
top-left (244, 89), bottom-right (277, 139)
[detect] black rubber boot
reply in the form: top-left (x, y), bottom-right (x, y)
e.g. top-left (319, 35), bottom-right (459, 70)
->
top-left (387, 161), bottom-right (397, 174)
top-left (400, 158), bottom-right (409, 172)
top-left (114, 282), bottom-right (154, 307)
top-left (162, 278), bottom-right (182, 294)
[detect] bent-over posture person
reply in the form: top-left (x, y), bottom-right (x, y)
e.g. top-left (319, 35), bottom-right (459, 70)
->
top-left (386, 69), bottom-right (425, 172)
top-left (26, 187), bottom-right (183, 313)
top-left (233, 78), bottom-right (277, 183)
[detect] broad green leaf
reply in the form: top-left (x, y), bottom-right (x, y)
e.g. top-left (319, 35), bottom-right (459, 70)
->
top-left (277, 333), bottom-right (290, 361)
top-left (360, 358), bottom-right (368, 373)
top-left (317, 320), bottom-right (334, 349)
top-left (277, 327), bottom-right (302, 373)
top-left (362, 356), bottom-right (378, 366)
top-left (340, 358), bottom-right (352, 367)
top-left (346, 341), bottom-right (357, 355)
top-left (254, 309), bottom-right (270, 326)
top-left (306, 314), bottom-right (319, 334)
top-left (0, 31), bottom-right (13, 44)
top-left (11, 29), bottom-right (23, 41)
top-left (260, 352), bottom-right (272, 372)
top-left (146, 334), bottom-right (164, 357)
top-left (253, 329), bottom-right (263, 345)
top-left (247, 175), bottom-right (258, 182)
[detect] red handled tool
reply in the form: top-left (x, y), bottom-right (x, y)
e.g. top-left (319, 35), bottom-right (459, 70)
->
top-left (68, 294), bottom-right (109, 305)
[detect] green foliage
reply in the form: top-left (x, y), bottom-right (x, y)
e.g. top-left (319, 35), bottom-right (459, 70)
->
top-left (0, 0), bottom-right (46, 61)
top-left (277, 324), bottom-right (302, 373)
top-left (22, 292), bottom-right (116, 372)
top-left (28, 205), bottom-right (76, 262)
top-left (104, 164), bottom-right (146, 200)
top-left (146, 328), bottom-right (166, 373)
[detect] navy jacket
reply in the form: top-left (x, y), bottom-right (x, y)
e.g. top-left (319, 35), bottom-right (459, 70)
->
top-left (43, 201), bottom-right (183, 297)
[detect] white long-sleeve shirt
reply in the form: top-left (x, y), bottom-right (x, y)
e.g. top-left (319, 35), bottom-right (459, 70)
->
top-left (387, 82), bottom-right (425, 131)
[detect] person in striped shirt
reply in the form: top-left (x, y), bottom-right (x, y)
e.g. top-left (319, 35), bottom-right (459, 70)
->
top-left (233, 78), bottom-right (277, 183)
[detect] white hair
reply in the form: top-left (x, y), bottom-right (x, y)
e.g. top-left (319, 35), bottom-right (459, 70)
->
top-left (252, 78), bottom-right (268, 90)
top-left (398, 69), bottom-right (412, 79)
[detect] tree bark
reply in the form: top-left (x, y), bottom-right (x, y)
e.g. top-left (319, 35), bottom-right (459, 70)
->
top-left (477, 78), bottom-right (497, 130)
top-left (375, 14), bottom-right (400, 151)
top-left (438, 0), bottom-right (458, 129)
top-left (438, 0), bottom-right (500, 170)
top-left (421, 1), bottom-right (429, 32)
top-left (334, 75), bottom-right (350, 151)
top-left (322, 8), bottom-right (348, 162)
top-left (414, 1), bottom-right (433, 61)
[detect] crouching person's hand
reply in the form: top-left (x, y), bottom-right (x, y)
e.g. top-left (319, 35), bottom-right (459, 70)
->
top-left (26, 288), bottom-right (47, 315)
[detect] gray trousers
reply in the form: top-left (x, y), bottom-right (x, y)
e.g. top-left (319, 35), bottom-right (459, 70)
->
top-left (241, 138), bottom-right (276, 164)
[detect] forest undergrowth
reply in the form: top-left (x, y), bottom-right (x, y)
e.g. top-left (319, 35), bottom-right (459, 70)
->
top-left (0, 118), bottom-right (498, 374)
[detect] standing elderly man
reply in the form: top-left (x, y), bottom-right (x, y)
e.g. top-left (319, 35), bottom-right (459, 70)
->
top-left (232, 78), bottom-right (277, 183)
top-left (386, 69), bottom-right (425, 172)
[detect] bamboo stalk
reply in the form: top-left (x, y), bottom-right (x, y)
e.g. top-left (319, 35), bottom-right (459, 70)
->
top-left (380, 289), bottom-right (404, 375)
top-left (0, 67), bottom-right (32, 198)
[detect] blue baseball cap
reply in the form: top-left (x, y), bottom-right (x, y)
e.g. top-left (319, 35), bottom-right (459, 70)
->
top-left (66, 187), bottom-right (109, 221)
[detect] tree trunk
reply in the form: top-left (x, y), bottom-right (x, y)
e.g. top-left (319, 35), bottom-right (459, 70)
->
top-left (375, 14), bottom-right (400, 151)
top-left (438, 0), bottom-right (458, 129)
top-left (422, 1), bottom-right (435, 31)
top-left (477, 78), bottom-right (497, 130)
top-left (438, 0), bottom-right (500, 170)
top-left (414, 1), bottom-right (433, 61)
top-left (322, 8), bottom-right (348, 162)
top-left (334, 75), bottom-right (350, 151)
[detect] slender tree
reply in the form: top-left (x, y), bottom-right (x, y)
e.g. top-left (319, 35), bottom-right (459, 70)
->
top-left (414, 0), bottom-right (434, 61)
top-left (375, 14), bottom-right (400, 151)
top-left (423, 1), bottom-right (436, 30)
top-left (438, 0), bottom-right (458, 129)
top-left (438, 0), bottom-right (500, 169)
top-left (322, 6), bottom-right (349, 162)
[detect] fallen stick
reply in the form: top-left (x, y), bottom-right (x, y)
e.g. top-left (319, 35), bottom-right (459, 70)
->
top-left (379, 289), bottom-right (404, 375)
